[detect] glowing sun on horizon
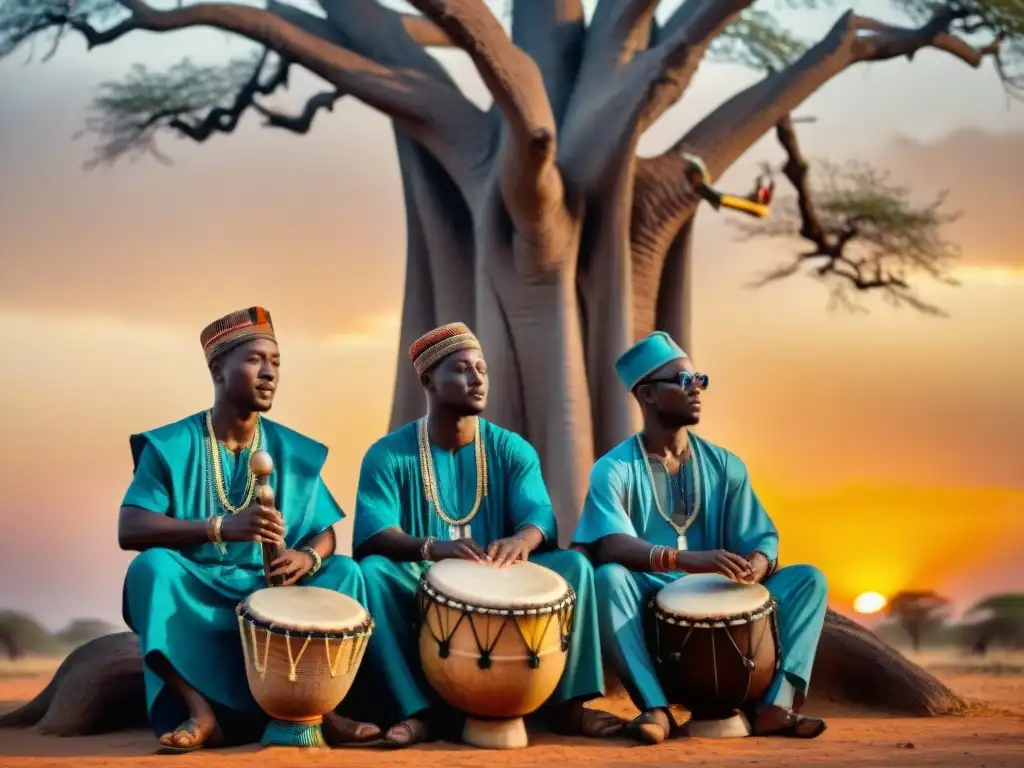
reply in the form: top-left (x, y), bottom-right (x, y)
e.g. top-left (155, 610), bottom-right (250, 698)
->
top-left (853, 591), bottom-right (888, 615)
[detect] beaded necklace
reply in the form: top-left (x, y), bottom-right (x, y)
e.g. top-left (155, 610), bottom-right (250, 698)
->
top-left (636, 433), bottom-right (700, 550)
top-left (204, 409), bottom-right (263, 515)
top-left (417, 416), bottom-right (488, 540)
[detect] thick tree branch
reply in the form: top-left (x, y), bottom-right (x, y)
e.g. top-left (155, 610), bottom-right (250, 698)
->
top-left (13, 0), bottom-right (486, 186)
top-left (636, 0), bottom-right (754, 132)
top-left (632, 5), bottom-right (1002, 262)
top-left (510, 0), bottom-right (585, 125)
top-left (581, 0), bottom-right (659, 74)
top-left (408, 0), bottom-right (571, 266)
top-left (400, 12), bottom-right (452, 48)
top-left (673, 7), bottom-right (1002, 182)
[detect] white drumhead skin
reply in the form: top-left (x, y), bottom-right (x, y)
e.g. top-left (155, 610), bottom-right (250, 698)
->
top-left (656, 573), bottom-right (770, 618)
top-left (243, 586), bottom-right (368, 632)
top-left (426, 559), bottom-right (569, 608)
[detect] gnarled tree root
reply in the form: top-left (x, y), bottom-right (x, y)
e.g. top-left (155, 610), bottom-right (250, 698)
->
top-left (0, 632), bottom-right (147, 735)
top-left (1, 611), bottom-right (967, 737)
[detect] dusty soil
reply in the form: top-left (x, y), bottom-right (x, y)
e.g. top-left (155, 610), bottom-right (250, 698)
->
top-left (1, 654), bottom-right (1023, 767)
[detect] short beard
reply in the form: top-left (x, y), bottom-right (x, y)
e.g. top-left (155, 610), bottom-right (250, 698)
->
top-left (440, 399), bottom-right (485, 418)
top-left (655, 409), bottom-right (698, 430)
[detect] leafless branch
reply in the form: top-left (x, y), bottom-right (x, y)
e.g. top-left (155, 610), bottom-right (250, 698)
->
top-left (735, 114), bottom-right (961, 316)
top-left (407, 0), bottom-right (570, 264)
top-left (253, 89), bottom-right (343, 134)
top-left (5, 0), bottom-right (486, 186)
top-left (510, 0), bottom-right (585, 124)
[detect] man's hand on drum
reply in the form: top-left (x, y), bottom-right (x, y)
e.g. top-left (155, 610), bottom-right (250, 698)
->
top-left (677, 549), bottom-right (754, 582)
top-left (268, 549), bottom-right (316, 586)
top-left (431, 538), bottom-right (490, 563)
top-left (220, 501), bottom-right (285, 549)
top-left (745, 551), bottom-right (770, 583)
top-left (485, 536), bottom-right (531, 568)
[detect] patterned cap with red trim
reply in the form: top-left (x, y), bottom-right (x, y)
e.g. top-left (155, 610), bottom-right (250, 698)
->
top-left (200, 306), bottom-right (276, 363)
top-left (408, 322), bottom-right (481, 375)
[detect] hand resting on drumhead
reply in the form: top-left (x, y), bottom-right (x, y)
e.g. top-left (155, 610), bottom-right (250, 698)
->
top-left (429, 538), bottom-right (490, 563)
top-left (595, 534), bottom-right (754, 581)
top-left (677, 549), bottom-right (755, 582)
top-left (485, 525), bottom-right (544, 568)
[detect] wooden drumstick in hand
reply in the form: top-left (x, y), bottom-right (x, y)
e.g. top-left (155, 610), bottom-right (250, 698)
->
top-left (251, 450), bottom-right (284, 587)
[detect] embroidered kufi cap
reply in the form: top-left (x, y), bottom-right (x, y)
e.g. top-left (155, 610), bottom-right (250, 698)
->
top-left (409, 322), bottom-right (482, 376)
top-left (200, 306), bottom-right (276, 364)
top-left (614, 331), bottom-right (688, 391)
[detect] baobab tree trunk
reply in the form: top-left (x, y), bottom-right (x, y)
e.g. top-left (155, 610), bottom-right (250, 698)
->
top-left (0, 612), bottom-right (967, 737)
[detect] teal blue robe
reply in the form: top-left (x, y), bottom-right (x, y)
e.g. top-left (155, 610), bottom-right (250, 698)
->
top-left (350, 418), bottom-right (604, 724)
top-left (572, 433), bottom-right (827, 713)
top-left (121, 412), bottom-right (367, 737)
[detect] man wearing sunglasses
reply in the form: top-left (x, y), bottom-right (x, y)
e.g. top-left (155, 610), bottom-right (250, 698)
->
top-left (572, 331), bottom-right (828, 744)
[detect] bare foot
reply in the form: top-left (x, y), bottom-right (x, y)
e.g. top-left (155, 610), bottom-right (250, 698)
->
top-left (382, 717), bottom-right (429, 748)
top-left (627, 708), bottom-right (672, 745)
top-left (322, 712), bottom-right (381, 745)
top-left (551, 701), bottom-right (627, 738)
top-left (753, 705), bottom-right (827, 739)
top-left (157, 709), bottom-right (221, 753)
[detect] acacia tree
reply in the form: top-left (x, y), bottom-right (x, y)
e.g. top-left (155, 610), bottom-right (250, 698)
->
top-left (885, 590), bottom-right (951, 651)
top-left (0, 0), bottom-right (1016, 736)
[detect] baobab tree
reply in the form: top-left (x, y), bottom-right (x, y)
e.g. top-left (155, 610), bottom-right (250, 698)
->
top-left (0, 0), bottom-right (1012, 737)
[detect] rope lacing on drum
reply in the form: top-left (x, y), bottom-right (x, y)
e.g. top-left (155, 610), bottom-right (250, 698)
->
top-left (468, 612), bottom-right (512, 670)
top-left (419, 595), bottom-right (468, 660)
top-left (282, 631), bottom-right (313, 683)
top-left (237, 614), bottom-right (273, 681)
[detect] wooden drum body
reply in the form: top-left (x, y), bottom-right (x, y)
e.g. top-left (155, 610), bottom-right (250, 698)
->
top-left (237, 586), bottom-right (373, 748)
top-left (417, 559), bottom-right (575, 749)
top-left (649, 573), bottom-right (779, 738)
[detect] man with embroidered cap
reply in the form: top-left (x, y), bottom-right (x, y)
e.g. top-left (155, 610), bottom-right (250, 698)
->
top-left (118, 306), bottom-right (379, 752)
top-left (351, 322), bottom-right (623, 748)
top-left (572, 331), bottom-right (829, 744)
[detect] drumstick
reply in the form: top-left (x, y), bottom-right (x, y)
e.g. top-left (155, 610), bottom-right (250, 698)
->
top-left (251, 450), bottom-right (284, 587)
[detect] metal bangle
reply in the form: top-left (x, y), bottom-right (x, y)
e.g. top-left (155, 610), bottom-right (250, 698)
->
top-left (421, 536), bottom-right (436, 562)
top-left (300, 546), bottom-right (322, 577)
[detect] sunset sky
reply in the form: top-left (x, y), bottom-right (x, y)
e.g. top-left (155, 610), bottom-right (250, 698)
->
top-left (0, 1), bottom-right (1021, 632)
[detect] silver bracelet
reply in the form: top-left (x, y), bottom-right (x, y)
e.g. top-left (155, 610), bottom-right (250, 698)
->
top-left (420, 536), bottom-right (436, 562)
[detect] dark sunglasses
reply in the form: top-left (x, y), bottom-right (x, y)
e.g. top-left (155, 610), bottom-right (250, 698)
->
top-left (646, 371), bottom-right (710, 391)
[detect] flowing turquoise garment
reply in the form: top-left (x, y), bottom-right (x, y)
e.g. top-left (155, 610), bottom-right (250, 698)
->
top-left (350, 419), bottom-right (604, 724)
top-left (572, 433), bottom-right (827, 712)
top-left (120, 412), bottom-right (367, 736)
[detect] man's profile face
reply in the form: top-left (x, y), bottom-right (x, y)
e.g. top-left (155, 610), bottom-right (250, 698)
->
top-left (211, 337), bottom-right (280, 413)
top-left (424, 348), bottom-right (488, 416)
top-left (636, 356), bottom-right (702, 428)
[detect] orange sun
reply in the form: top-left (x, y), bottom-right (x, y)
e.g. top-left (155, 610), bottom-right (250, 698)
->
top-left (853, 591), bottom-right (888, 615)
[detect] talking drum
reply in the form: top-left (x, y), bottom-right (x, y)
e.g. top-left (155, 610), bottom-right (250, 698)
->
top-left (649, 573), bottom-right (779, 738)
top-left (237, 586), bottom-right (373, 747)
top-left (418, 559), bottom-right (575, 749)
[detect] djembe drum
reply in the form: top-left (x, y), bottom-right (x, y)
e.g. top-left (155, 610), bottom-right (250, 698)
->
top-left (418, 559), bottom-right (575, 749)
top-left (649, 573), bottom-right (779, 738)
top-left (237, 586), bottom-right (373, 747)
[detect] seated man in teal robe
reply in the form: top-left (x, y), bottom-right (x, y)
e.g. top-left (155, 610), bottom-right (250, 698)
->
top-left (118, 306), bottom-right (380, 752)
top-left (573, 331), bottom-right (829, 744)
top-left (351, 322), bottom-right (624, 748)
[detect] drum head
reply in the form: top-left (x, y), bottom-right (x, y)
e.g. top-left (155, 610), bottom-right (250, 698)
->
top-left (425, 559), bottom-right (568, 609)
top-left (242, 586), bottom-right (367, 632)
top-left (655, 573), bottom-right (770, 619)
